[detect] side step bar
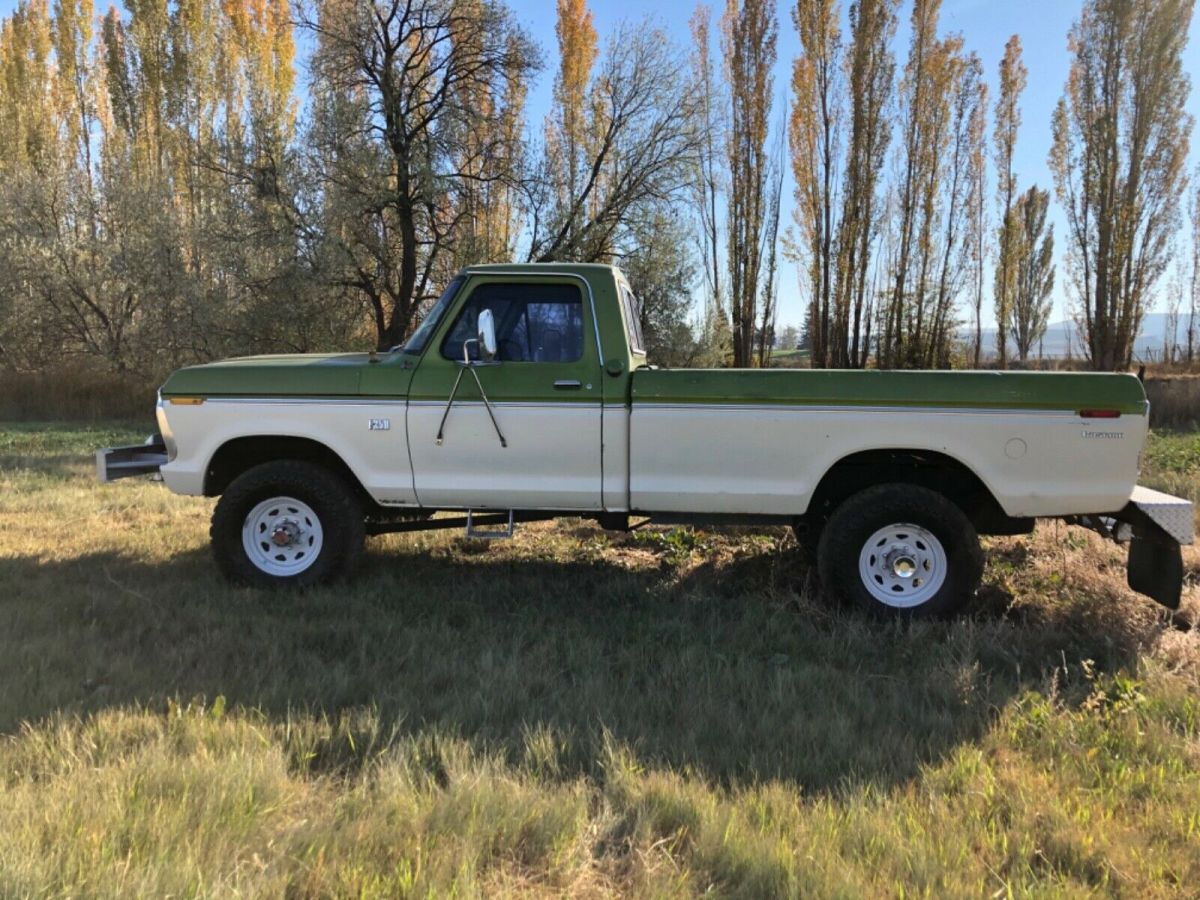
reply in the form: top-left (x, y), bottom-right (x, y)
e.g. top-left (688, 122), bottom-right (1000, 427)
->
top-left (96, 434), bottom-right (168, 483)
top-left (466, 508), bottom-right (515, 539)
top-left (365, 510), bottom-right (554, 537)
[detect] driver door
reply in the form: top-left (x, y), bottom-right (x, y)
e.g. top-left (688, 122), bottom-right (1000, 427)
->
top-left (406, 276), bottom-right (603, 510)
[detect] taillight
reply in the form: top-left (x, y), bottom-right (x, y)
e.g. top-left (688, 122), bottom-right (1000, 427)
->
top-left (1078, 409), bottom-right (1120, 418)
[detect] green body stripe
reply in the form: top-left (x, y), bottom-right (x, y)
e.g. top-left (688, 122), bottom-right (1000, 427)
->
top-left (630, 369), bottom-right (1147, 414)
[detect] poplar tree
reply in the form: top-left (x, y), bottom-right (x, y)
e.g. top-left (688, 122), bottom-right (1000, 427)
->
top-left (967, 72), bottom-right (988, 367)
top-left (832, 0), bottom-right (897, 368)
top-left (689, 4), bottom-right (731, 359)
top-left (879, 0), bottom-right (949, 367)
top-left (992, 35), bottom-right (1026, 369)
top-left (927, 52), bottom-right (984, 368)
top-left (789, 0), bottom-right (841, 369)
top-left (1050, 0), bottom-right (1193, 371)
top-left (1009, 185), bottom-right (1055, 363)
top-left (1188, 168), bottom-right (1200, 363)
top-left (722, 0), bottom-right (777, 367)
top-left (548, 0), bottom-right (598, 253)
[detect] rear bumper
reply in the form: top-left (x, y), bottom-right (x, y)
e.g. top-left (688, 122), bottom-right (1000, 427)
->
top-left (96, 434), bottom-right (169, 483)
top-left (1115, 486), bottom-right (1193, 609)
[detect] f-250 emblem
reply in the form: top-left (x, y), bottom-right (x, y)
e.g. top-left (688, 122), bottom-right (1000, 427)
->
top-left (368, 418), bottom-right (391, 431)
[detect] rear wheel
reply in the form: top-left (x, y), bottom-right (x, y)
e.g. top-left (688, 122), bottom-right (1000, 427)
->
top-left (211, 460), bottom-right (364, 588)
top-left (816, 483), bottom-right (983, 618)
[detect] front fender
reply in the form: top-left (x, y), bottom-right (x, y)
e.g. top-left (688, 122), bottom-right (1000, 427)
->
top-left (159, 398), bottom-right (415, 505)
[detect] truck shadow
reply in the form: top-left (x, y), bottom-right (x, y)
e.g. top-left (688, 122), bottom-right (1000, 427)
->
top-left (1, 539), bottom-right (1163, 795)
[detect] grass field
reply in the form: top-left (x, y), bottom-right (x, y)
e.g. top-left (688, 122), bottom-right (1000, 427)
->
top-left (2, 421), bottom-right (1199, 896)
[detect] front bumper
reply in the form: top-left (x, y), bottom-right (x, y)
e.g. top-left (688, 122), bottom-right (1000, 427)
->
top-left (96, 434), bottom-right (168, 483)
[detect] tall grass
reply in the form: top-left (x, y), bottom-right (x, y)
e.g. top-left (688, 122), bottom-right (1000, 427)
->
top-left (1145, 375), bottom-right (1200, 431)
top-left (0, 423), bottom-right (1197, 896)
top-left (0, 368), bottom-right (157, 421)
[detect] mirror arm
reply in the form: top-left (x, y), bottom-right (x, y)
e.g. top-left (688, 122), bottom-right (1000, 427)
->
top-left (436, 349), bottom-right (507, 449)
top-left (469, 366), bottom-right (507, 448)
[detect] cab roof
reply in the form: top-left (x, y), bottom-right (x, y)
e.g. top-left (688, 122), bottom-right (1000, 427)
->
top-left (462, 262), bottom-right (624, 279)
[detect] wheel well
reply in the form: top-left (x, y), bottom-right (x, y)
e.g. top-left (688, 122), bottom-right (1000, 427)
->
top-left (204, 436), bottom-right (369, 502)
top-left (807, 449), bottom-right (1029, 536)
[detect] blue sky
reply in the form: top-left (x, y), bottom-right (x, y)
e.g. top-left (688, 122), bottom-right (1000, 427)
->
top-left (4, 0), bottom-right (1199, 331)
top-left (499, 0), bottom-right (1200, 330)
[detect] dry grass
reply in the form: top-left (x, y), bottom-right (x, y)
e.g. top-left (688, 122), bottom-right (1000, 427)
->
top-left (0, 369), bottom-right (157, 421)
top-left (1145, 375), bottom-right (1200, 431)
top-left (1, 421), bottom-right (1199, 896)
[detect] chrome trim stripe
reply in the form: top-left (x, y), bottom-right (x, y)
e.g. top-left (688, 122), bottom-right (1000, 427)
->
top-left (631, 403), bottom-right (1086, 417)
top-left (199, 396), bottom-right (1096, 417)
top-left (409, 400), bottom-right (600, 410)
top-left (202, 397), bottom-right (406, 406)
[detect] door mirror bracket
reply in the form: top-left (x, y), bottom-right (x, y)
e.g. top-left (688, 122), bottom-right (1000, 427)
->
top-left (441, 307), bottom-right (506, 449)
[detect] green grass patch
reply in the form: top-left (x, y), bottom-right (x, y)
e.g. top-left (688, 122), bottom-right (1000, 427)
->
top-left (1142, 430), bottom-right (1200, 514)
top-left (0, 421), bottom-right (1197, 896)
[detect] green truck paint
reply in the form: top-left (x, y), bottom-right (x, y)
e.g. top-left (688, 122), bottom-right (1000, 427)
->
top-left (630, 369), bottom-right (1147, 414)
top-left (163, 353), bottom-right (376, 398)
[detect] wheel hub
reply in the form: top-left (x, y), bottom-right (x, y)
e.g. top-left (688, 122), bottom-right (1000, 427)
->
top-left (857, 523), bottom-right (948, 609)
top-left (886, 548), bottom-right (917, 578)
top-left (242, 497), bottom-right (324, 576)
top-left (270, 520), bottom-right (301, 547)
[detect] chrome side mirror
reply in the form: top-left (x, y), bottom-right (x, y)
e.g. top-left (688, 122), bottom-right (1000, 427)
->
top-left (477, 308), bottom-right (497, 361)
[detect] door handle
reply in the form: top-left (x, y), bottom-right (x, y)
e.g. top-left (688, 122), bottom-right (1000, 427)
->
top-left (553, 380), bottom-right (582, 390)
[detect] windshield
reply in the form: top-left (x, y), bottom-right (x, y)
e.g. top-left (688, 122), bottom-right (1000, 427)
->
top-left (397, 276), bottom-right (464, 354)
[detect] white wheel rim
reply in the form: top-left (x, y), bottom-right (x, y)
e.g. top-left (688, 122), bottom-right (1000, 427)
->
top-left (242, 496), bottom-right (324, 577)
top-left (857, 523), bottom-right (947, 608)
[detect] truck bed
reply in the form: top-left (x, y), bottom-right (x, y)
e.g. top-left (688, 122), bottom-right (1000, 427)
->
top-left (628, 368), bottom-right (1148, 519)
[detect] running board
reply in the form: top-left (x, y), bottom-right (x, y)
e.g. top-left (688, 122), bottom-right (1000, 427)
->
top-left (466, 509), bottom-right (515, 539)
top-left (364, 511), bottom-right (554, 537)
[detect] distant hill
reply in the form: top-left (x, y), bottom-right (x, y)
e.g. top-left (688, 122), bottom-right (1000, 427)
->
top-left (976, 312), bottom-right (1199, 362)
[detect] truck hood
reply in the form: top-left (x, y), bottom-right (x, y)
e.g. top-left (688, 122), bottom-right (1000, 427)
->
top-left (161, 352), bottom-right (376, 398)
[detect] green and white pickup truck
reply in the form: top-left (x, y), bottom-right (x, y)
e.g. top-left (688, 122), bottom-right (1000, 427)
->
top-left (99, 263), bottom-right (1193, 616)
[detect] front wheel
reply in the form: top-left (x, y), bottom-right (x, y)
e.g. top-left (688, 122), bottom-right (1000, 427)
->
top-left (211, 460), bottom-right (365, 588)
top-left (816, 483), bottom-right (983, 618)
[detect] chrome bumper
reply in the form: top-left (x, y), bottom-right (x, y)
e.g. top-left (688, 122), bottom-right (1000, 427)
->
top-left (96, 434), bottom-right (168, 483)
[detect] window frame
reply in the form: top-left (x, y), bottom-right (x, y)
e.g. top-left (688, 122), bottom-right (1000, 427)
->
top-left (437, 279), bottom-right (588, 364)
top-left (398, 275), bottom-right (464, 355)
top-left (618, 282), bottom-right (646, 356)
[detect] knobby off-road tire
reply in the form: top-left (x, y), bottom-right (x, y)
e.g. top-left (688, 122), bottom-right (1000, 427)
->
top-left (211, 460), bottom-right (365, 588)
top-left (816, 483), bottom-right (984, 618)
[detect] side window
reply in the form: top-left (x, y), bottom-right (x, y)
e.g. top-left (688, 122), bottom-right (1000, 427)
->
top-left (620, 284), bottom-right (646, 354)
top-left (441, 282), bottom-right (585, 363)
